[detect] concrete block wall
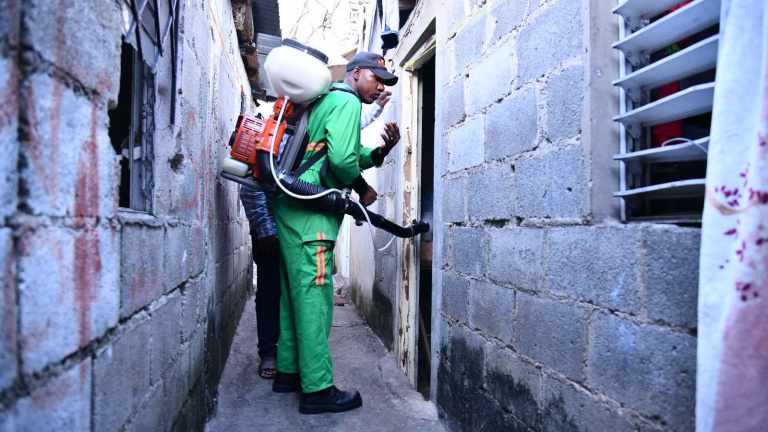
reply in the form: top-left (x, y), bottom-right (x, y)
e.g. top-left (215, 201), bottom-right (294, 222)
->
top-left (0, 1), bottom-right (252, 431)
top-left (433, 1), bottom-right (699, 431)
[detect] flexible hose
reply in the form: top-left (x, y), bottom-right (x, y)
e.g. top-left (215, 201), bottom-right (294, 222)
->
top-left (260, 96), bottom-right (429, 247)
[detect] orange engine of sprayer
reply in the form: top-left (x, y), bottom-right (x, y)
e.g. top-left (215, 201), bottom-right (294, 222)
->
top-left (230, 98), bottom-right (293, 179)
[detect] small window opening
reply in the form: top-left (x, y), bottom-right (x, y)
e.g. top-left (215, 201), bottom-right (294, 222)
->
top-left (109, 44), bottom-right (135, 209)
top-left (108, 42), bottom-right (155, 212)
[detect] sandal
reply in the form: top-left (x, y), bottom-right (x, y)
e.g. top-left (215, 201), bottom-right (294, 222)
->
top-left (259, 357), bottom-right (277, 379)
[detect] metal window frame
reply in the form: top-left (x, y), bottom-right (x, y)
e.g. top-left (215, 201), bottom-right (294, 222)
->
top-left (612, 0), bottom-right (720, 223)
top-left (119, 0), bottom-right (179, 212)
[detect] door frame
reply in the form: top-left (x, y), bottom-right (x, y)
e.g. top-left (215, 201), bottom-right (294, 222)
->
top-left (395, 34), bottom-right (436, 387)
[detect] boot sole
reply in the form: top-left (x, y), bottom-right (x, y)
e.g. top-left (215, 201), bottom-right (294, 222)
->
top-left (272, 382), bottom-right (301, 393)
top-left (298, 398), bottom-right (362, 414)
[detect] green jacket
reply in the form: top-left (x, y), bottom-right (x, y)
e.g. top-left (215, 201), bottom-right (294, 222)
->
top-left (273, 84), bottom-right (380, 243)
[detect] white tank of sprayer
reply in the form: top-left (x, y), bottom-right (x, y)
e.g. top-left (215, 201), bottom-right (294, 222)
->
top-left (264, 39), bottom-right (332, 103)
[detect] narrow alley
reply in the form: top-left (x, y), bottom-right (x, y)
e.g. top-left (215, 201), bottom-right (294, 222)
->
top-left (1, 0), bottom-right (767, 431)
top-left (205, 276), bottom-right (444, 432)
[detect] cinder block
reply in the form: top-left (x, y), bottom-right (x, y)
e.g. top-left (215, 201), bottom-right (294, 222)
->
top-left (489, 0), bottom-right (540, 42)
top-left (171, 145), bottom-right (209, 222)
top-left (442, 78), bottom-right (466, 129)
top-left (0, 55), bottom-right (18, 222)
top-left (454, 14), bottom-right (487, 75)
top-left (469, 280), bottom-right (514, 344)
top-left (181, 279), bottom-right (201, 342)
top-left (11, 358), bottom-right (92, 432)
top-left (19, 225), bottom-right (119, 374)
top-left (165, 224), bottom-right (192, 292)
top-left (437, 0), bottom-right (466, 40)
top-left (546, 66), bottom-right (584, 141)
top-left (437, 374), bottom-right (517, 432)
top-left (517, 0), bottom-right (583, 83)
top-left (173, 380), bottom-right (207, 432)
top-left (125, 383), bottom-right (165, 432)
top-left (450, 226), bottom-right (487, 277)
top-left (151, 294), bottom-right (182, 384)
top-left (164, 347), bottom-right (191, 422)
top-left (121, 224), bottom-right (165, 318)
top-left (214, 222), bottom-right (236, 264)
top-left (20, 74), bottom-right (118, 219)
top-left (447, 116), bottom-right (484, 172)
top-left (0, 228), bottom-right (17, 392)
top-left (548, 225), bottom-right (642, 314)
top-left (468, 165), bottom-right (512, 221)
top-left (542, 375), bottom-right (636, 432)
top-left (189, 225), bottom-right (207, 278)
top-left (442, 177), bottom-right (466, 223)
top-left (467, 39), bottom-right (515, 115)
top-left (485, 348), bottom-right (542, 428)
top-left (488, 227), bottom-right (543, 291)
top-left (515, 147), bottom-right (584, 218)
top-left (189, 328), bottom-right (205, 385)
top-left (94, 321), bottom-right (151, 432)
top-left (588, 312), bottom-right (696, 431)
top-left (436, 321), bottom-right (522, 431)
top-left (441, 224), bottom-right (451, 267)
top-left (516, 293), bottom-right (586, 380)
top-left (441, 272), bottom-right (469, 322)
top-left (645, 227), bottom-right (700, 328)
top-left (23, 0), bottom-right (122, 100)
top-left (440, 324), bottom-right (487, 384)
top-left (486, 87), bottom-right (538, 161)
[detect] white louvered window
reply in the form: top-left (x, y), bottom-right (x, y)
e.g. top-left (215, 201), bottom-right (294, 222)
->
top-left (612, 0), bottom-right (721, 222)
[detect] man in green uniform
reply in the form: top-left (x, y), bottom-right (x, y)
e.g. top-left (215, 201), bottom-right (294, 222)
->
top-left (271, 52), bottom-right (401, 414)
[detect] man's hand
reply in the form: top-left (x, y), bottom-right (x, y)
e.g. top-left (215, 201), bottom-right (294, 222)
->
top-left (379, 121), bottom-right (401, 158)
top-left (359, 185), bottom-right (378, 207)
top-left (257, 235), bottom-right (278, 255)
top-left (375, 91), bottom-right (392, 108)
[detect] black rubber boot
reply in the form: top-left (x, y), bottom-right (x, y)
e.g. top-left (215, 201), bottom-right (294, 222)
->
top-left (272, 372), bottom-right (301, 393)
top-left (299, 386), bottom-right (363, 414)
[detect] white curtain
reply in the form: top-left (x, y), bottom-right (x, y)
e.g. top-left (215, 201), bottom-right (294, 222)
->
top-left (697, 1), bottom-right (768, 431)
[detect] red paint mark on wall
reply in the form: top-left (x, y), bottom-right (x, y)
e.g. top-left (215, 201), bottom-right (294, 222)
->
top-left (72, 102), bottom-right (102, 366)
top-left (182, 110), bottom-right (206, 217)
top-left (31, 372), bottom-right (73, 410)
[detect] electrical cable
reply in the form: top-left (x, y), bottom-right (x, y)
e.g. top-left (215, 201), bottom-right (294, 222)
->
top-left (206, 0), bottom-right (246, 98)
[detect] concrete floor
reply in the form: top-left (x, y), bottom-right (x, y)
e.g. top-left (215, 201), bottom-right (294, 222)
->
top-left (205, 278), bottom-right (446, 432)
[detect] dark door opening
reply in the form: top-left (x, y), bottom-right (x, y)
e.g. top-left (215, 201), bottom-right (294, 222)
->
top-left (416, 55), bottom-right (435, 400)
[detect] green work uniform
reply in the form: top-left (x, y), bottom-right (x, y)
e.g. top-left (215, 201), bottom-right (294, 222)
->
top-left (272, 84), bottom-right (379, 393)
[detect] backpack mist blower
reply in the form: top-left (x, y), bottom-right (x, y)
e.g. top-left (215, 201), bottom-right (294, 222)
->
top-left (219, 39), bottom-right (429, 241)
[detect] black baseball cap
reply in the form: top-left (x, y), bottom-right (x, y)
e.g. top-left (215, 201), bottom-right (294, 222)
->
top-left (346, 52), bottom-right (398, 86)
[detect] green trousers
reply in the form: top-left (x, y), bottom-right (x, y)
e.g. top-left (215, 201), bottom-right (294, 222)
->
top-left (275, 228), bottom-right (336, 393)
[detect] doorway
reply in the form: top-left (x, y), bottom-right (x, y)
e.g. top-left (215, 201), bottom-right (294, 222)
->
top-left (395, 35), bottom-right (436, 400)
top-left (416, 55), bottom-right (435, 399)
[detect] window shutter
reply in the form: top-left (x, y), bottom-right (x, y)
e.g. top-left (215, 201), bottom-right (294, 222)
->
top-left (612, 0), bottom-right (721, 222)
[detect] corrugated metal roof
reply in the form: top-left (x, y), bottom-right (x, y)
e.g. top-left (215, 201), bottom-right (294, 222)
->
top-left (256, 33), bottom-right (282, 100)
top-left (253, 0), bottom-right (282, 37)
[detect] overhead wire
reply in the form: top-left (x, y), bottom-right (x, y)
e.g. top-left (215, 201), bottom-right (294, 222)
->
top-left (206, 0), bottom-right (247, 98)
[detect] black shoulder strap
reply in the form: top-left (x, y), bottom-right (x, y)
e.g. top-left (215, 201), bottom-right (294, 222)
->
top-left (292, 146), bottom-right (328, 178)
top-left (290, 85), bottom-right (357, 182)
